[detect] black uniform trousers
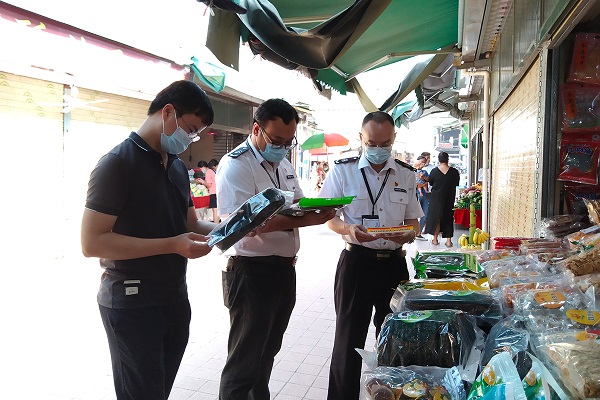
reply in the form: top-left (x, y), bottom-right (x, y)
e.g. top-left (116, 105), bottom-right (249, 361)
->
top-left (219, 255), bottom-right (297, 400)
top-left (327, 244), bottom-right (409, 400)
top-left (98, 299), bottom-right (191, 400)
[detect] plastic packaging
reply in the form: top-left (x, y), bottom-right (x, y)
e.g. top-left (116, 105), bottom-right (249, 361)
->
top-left (538, 214), bottom-right (589, 238)
top-left (361, 366), bottom-right (466, 400)
top-left (468, 352), bottom-right (527, 400)
top-left (568, 33), bottom-right (600, 85)
top-left (557, 132), bottom-right (600, 185)
top-left (561, 84), bottom-right (600, 132)
top-left (207, 187), bottom-right (287, 251)
top-left (481, 316), bottom-right (530, 371)
top-left (481, 256), bottom-right (547, 289)
top-left (585, 198), bottom-right (600, 225)
top-left (377, 310), bottom-right (478, 372)
top-left (561, 244), bottom-right (600, 276)
top-left (512, 287), bottom-right (596, 334)
top-left (471, 249), bottom-right (520, 264)
top-left (567, 224), bottom-right (600, 249)
top-left (413, 252), bottom-right (480, 279)
top-left (539, 338), bottom-right (600, 399)
top-left (279, 195), bottom-right (354, 216)
top-left (390, 281), bottom-right (502, 328)
top-left (490, 237), bottom-right (532, 251)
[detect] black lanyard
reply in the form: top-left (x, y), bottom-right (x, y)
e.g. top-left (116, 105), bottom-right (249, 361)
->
top-left (247, 138), bottom-right (281, 189)
top-left (361, 168), bottom-right (391, 215)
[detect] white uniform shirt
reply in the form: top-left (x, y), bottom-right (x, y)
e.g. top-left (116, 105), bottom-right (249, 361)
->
top-left (216, 138), bottom-right (304, 257)
top-left (318, 155), bottom-right (424, 250)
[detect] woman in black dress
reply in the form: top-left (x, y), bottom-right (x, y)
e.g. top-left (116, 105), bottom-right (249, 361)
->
top-left (424, 152), bottom-right (460, 246)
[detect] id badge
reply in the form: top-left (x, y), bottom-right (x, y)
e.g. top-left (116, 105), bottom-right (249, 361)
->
top-left (362, 215), bottom-right (380, 229)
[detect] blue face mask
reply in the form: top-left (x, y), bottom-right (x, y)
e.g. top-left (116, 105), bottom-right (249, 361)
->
top-left (258, 128), bottom-right (290, 162)
top-left (161, 111), bottom-right (192, 154)
top-left (364, 146), bottom-right (392, 165)
top-left (261, 143), bottom-right (290, 163)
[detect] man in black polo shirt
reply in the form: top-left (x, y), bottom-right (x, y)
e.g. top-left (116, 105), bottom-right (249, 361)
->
top-left (81, 80), bottom-right (216, 400)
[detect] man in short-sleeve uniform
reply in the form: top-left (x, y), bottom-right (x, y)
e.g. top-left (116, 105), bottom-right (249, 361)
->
top-left (318, 111), bottom-right (423, 400)
top-left (216, 98), bottom-right (335, 400)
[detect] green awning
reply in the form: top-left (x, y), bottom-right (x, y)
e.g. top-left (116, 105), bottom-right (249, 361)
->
top-left (461, 124), bottom-right (469, 148)
top-left (208, 0), bottom-right (458, 94)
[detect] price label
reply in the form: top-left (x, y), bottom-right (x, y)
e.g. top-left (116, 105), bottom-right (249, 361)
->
top-left (534, 291), bottom-right (566, 309)
top-left (566, 309), bottom-right (600, 326)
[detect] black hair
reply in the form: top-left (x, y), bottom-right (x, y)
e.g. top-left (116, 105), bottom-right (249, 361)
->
top-left (438, 151), bottom-right (449, 163)
top-left (208, 159), bottom-right (218, 168)
top-left (417, 155), bottom-right (426, 161)
top-left (148, 80), bottom-right (214, 126)
top-left (362, 111), bottom-right (394, 127)
top-left (254, 98), bottom-right (299, 126)
top-left (197, 160), bottom-right (208, 168)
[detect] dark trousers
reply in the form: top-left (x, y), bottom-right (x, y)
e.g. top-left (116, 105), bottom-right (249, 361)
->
top-left (327, 247), bottom-right (409, 400)
top-left (98, 299), bottom-right (191, 400)
top-left (418, 191), bottom-right (431, 232)
top-left (219, 256), bottom-right (297, 400)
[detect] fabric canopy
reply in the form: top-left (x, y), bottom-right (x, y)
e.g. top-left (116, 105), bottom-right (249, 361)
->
top-left (207, 0), bottom-right (458, 95)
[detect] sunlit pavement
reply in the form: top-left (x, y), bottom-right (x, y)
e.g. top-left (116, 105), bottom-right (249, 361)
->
top-left (2, 210), bottom-right (466, 400)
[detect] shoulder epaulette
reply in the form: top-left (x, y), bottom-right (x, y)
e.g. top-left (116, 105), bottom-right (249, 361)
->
top-left (334, 156), bottom-right (359, 165)
top-left (227, 144), bottom-right (250, 158)
top-left (395, 159), bottom-right (416, 172)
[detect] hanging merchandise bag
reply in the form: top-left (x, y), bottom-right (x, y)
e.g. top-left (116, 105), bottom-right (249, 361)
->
top-left (557, 132), bottom-right (600, 185)
top-left (568, 33), bottom-right (600, 85)
top-left (561, 84), bottom-right (600, 132)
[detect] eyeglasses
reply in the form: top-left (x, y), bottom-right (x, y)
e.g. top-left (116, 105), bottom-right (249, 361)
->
top-left (363, 141), bottom-right (393, 148)
top-left (180, 116), bottom-right (207, 139)
top-left (259, 125), bottom-right (297, 150)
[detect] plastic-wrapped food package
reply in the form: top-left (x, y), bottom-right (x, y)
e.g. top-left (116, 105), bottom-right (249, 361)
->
top-left (481, 256), bottom-right (548, 289)
top-left (568, 33), bottom-right (600, 85)
top-left (512, 287), bottom-right (596, 334)
top-left (207, 187), bottom-right (287, 251)
top-left (561, 84), bottom-right (600, 133)
top-left (561, 245), bottom-right (600, 276)
top-left (480, 316), bottom-right (530, 370)
top-left (470, 249), bottom-right (520, 264)
top-left (499, 273), bottom-right (570, 311)
top-left (539, 214), bottom-right (589, 238)
top-left (361, 366), bottom-right (466, 400)
top-left (491, 237), bottom-right (531, 251)
top-left (390, 280), bottom-right (502, 328)
top-left (540, 338), bottom-right (600, 399)
top-left (377, 310), bottom-right (478, 371)
top-left (468, 352), bottom-right (527, 400)
top-left (413, 252), bottom-right (480, 279)
top-left (585, 198), bottom-right (600, 225)
top-left (571, 271), bottom-right (600, 294)
top-left (566, 225), bottom-right (600, 248)
top-left (558, 132), bottom-right (600, 184)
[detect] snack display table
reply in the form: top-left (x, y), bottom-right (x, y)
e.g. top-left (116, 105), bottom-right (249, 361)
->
top-left (453, 208), bottom-right (482, 229)
top-left (193, 195), bottom-right (210, 209)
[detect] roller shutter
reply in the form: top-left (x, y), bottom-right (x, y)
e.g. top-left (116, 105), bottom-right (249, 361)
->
top-left (489, 57), bottom-right (541, 237)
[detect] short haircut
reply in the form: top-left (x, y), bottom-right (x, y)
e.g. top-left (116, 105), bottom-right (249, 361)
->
top-left (254, 98), bottom-right (299, 126)
top-left (417, 155), bottom-right (426, 161)
top-left (208, 159), bottom-right (219, 168)
top-left (438, 151), bottom-right (449, 163)
top-left (362, 111), bottom-right (394, 127)
top-left (421, 151), bottom-right (431, 157)
top-left (197, 160), bottom-right (208, 168)
top-left (148, 80), bottom-right (214, 126)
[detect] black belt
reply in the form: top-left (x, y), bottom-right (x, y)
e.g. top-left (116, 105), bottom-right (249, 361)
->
top-left (228, 255), bottom-right (297, 266)
top-left (345, 243), bottom-right (405, 259)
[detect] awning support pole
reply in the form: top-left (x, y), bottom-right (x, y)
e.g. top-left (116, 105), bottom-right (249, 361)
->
top-left (464, 70), bottom-right (490, 238)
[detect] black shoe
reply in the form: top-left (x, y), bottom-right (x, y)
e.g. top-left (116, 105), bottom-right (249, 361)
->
top-left (415, 235), bottom-right (427, 241)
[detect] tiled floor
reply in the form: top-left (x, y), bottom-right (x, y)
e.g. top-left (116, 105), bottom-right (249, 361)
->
top-left (169, 223), bottom-right (468, 400)
top-left (3, 217), bottom-right (466, 400)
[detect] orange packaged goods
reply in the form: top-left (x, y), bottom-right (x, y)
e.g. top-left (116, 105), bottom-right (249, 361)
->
top-left (367, 226), bottom-right (413, 234)
top-left (568, 33), bottom-right (600, 85)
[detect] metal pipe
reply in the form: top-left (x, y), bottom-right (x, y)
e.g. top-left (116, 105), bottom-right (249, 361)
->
top-left (463, 70), bottom-right (490, 237)
top-left (457, 0), bottom-right (465, 49)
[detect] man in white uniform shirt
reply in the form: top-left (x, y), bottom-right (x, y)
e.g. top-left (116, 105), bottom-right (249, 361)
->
top-left (318, 111), bottom-right (423, 400)
top-left (216, 98), bottom-right (335, 400)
